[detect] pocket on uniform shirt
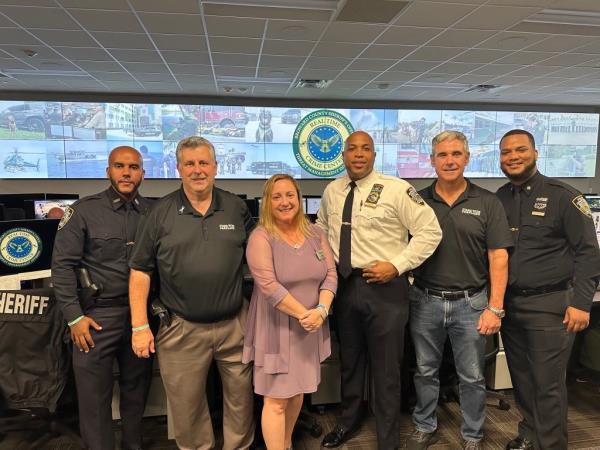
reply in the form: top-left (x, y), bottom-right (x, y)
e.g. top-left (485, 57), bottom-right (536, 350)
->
top-left (89, 231), bottom-right (125, 263)
top-left (355, 205), bottom-right (387, 230)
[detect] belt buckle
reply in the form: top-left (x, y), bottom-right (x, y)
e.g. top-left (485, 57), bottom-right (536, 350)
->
top-left (441, 291), bottom-right (453, 300)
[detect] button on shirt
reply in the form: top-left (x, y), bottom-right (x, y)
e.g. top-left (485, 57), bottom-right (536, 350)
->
top-left (414, 180), bottom-right (513, 291)
top-left (129, 187), bottom-right (255, 323)
top-left (497, 172), bottom-right (600, 311)
top-left (52, 187), bottom-right (152, 323)
top-left (317, 170), bottom-right (442, 275)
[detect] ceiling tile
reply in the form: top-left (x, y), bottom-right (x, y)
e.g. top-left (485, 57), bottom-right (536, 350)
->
top-left (393, 60), bottom-right (440, 72)
top-left (298, 69), bottom-right (342, 80)
top-left (335, 70), bottom-right (382, 81)
top-left (266, 20), bottom-right (327, 40)
top-left (312, 42), bottom-right (368, 58)
top-left (0, 28), bottom-right (42, 45)
top-left (204, 16), bottom-right (264, 39)
top-left (88, 71), bottom-right (135, 81)
top-left (360, 44), bottom-right (416, 59)
top-left (572, 40), bottom-right (600, 55)
top-left (509, 65), bottom-right (561, 77)
top-left (214, 65), bottom-right (256, 77)
top-left (0, 44), bottom-right (58, 59)
top-left (373, 70), bottom-right (418, 82)
top-left (107, 49), bottom-right (162, 63)
top-left (321, 22), bottom-right (387, 44)
top-left (375, 26), bottom-right (442, 46)
top-left (346, 59), bottom-right (397, 71)
top-left (524, 35), bottom-right (594, 53)
top-left (470, 63), bottom-right (522, 75)
top-left (122, 62), bottom-right (170, 73)
top-left (536, 53), bottom-right (597, 67)
top-left (139, 13), bottom-right (204, 35)
top-left (262, 40), bottom-right (314, 56)
top-left (453, 49), bottom-right (513, 63)
top-left (0, 56), bottom-right (32, 69)
top-left (76, 61), bottom-right (126, 71)
top-left (169, 63), bottom-right (213, 75)
top-left (129, 0), bottom-right (200, 14)
top-left (30, 29), bottom-right (98, 47)
top-left (59, 0), bottom-right (130, 10)
top-left (54, 46), bottom-right (112, 61)
top-left (476, 31), bottom-right (549, 51)
top-left (427, 29), bottom-right (496, 48)
top-left (450, 73), bottom-right (494, 84)
top-left (494, 50), bottom-right (554, 65)
top-left (131, 72), bottom-right (175, 82)
top-left (455, 6), bottom-right (540, 30)
top-left (303, 57), bottom-right (353, 70)
top-left (92, 32), bottom-right (154, 50)
top-left (209, 37), bottom-right (260, 54)
top-left (394, 2), bottom-right (478, 27)
top-left (69, 9), bottom-right (144, 33)
top-left (203, 4), bottom-right (330, 21)
top-left (406, 46), bottom-right (464, 62)
top-left (212, 53), bottom-right (257, 67)
top-left (259, 55), bottom-right (305, 69)
top-left (432, 61), bottom-right (482, 74)
top-left (0, 6), bottom-right (80, 29)
top-left (153, 34), bottom-right (207, 51)
top-left (413, 72), bottom-right (458, 83)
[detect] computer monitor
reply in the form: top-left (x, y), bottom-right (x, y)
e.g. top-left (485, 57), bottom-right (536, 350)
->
top-left (29, 199), bottom-right (77, 219)
top-left (305, 196), bottom-right (321, 215)
top-left (0, 219), bottom-right (59, 275)
top-left (584, 194), bottom-right (600, 211)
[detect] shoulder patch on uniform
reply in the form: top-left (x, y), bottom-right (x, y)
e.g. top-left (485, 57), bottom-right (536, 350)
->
top-left (57, 206), bottom-right (74, 230)
top-left (572, 195), bottom-right (592, 219)
top-left (407, 186), bottom-right (425, 206)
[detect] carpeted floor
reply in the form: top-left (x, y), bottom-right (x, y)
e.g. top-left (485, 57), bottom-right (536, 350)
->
top-left (2, 378), bottom-right (599, 450)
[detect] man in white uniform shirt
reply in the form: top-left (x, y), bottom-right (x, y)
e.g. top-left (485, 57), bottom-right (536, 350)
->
top-left (318, 131), bottom-right (442, 450)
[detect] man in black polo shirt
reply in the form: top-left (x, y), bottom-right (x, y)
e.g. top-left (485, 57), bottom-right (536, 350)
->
top-left (407, 131), bottom-right (512, 450)
top-left (128, 136), bottom-right (255, 450)
top-left (497, 129), bottom-right (600, 450)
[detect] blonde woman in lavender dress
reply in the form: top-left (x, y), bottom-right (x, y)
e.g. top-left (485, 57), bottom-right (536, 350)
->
top-left (243, 174), bottom-right (337, 450)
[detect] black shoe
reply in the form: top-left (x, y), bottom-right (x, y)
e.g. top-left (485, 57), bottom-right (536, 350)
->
top-left (321, 425), bottom-right (355, 448)
top-left (506, 436), bottom-right (533, 450)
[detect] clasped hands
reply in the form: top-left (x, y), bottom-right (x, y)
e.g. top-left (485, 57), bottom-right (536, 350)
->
top-left (299, 308), bottom-right (324, 333)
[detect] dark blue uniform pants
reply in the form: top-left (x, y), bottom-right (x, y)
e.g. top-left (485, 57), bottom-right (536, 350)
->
top-left (335, 273), bottom-right (409, 450)
top-left (503, 291), bottom-right (575, 450)
top-left (72, 305), bottom-right (153, 450)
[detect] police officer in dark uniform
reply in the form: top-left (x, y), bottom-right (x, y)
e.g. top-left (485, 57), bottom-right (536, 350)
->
top-left (496, 129), bottom-right (600, 450)
top-left (52, 146), bottom-right (153, 450)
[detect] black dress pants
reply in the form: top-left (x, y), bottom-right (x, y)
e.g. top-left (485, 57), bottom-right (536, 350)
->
top-left (502, 291), bottom-right (575, 450)
top-left (335, 273), bottom-right (409, 450)
top-left (72, 305), bottom-right (153, 450)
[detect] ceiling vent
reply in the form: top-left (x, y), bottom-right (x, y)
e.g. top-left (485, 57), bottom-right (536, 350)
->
top-left (296, 79), bottom-right (331, 89)
top-left (464, 84), bottom-right (502, 93)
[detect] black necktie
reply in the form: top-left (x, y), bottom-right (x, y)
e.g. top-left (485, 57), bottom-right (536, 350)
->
top-left (338, 181), bottom-right (356, 279)
top-left (509, 186), bottom-right (521, 229)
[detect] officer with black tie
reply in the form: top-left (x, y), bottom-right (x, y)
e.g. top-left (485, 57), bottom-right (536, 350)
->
top-left (317, 131), bottom-right (442, 450)
top-left (497, 129), bottom-right (600, 450)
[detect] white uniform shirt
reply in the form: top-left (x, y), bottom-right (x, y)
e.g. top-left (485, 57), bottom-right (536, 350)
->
top-left (317, 170), bottom-right (442, 275)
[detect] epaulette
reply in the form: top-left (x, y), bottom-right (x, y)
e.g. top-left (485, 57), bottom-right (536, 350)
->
top-left (546, 178), bottom-right (581, 197)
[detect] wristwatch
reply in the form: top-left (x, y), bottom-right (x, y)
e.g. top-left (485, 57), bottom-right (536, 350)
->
top-left (486, 305), bottom-right (505, 319)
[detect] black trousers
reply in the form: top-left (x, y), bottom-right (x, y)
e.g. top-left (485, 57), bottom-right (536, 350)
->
top-left (502, 291), bottom-right (575, 450)
top-left (72, 305), bottom-right (153, 450)
top-left (335, 273), bottom-right (409, 450)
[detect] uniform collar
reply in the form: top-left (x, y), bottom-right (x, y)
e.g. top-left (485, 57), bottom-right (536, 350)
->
top-left (177, 185), bottom-right (223, 216)
top-left (106, 186), bottom-right (140, 211)
top-left (344, 169), bottom-right (378, 191)
top-left (514, 171), bottom-right (541, 197)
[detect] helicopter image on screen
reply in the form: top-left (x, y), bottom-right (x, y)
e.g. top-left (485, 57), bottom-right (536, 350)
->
top-left (3, 148), bottom-right (40, 172)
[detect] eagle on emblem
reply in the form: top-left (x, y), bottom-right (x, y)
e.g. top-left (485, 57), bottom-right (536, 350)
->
top-left (310, 134), bottom-right (340, 153)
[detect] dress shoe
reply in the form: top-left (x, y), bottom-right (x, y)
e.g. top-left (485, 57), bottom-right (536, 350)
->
top-left (506, 436), bottom-right (533, 450)
top-left (321, 424), bottom-right (355, 448)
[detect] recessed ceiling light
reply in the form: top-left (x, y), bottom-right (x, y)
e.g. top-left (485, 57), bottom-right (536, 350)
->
top-left (22, 49), bottom-right (38, 58)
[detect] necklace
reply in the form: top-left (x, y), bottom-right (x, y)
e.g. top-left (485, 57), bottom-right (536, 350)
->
top-left (280, 230), bottom-right (303, 249)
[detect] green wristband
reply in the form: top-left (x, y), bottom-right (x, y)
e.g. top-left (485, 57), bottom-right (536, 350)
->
top-left (132, 323), bottom-right (150, 332)
top-left (68, 315), bottom-right (84, 327)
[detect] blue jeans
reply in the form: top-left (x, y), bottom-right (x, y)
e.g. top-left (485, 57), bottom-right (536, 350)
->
top-left (409, 285), bottom-right (487, 441)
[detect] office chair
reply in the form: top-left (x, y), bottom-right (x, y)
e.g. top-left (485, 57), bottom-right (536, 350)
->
top-left (0, 286), bottom-right (83, 449)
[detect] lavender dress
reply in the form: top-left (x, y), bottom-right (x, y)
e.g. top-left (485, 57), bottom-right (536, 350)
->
top-left (242, 224), bottom-right (337, 398)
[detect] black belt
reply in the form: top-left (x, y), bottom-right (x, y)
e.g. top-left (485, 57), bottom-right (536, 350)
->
top-left (414, 281), bottom-right (482, 301)
top-left (508, 281), bottom-right (571, 297)
top-left (93, 297), bottom-right (129, 307)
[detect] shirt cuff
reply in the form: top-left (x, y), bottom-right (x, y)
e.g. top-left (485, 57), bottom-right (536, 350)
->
top-left (390, 258), bottom-right (410, 277)
top-left (267, 285), bottom-right (289, 307)
top-left (63, 303), bottom-right (84, 324)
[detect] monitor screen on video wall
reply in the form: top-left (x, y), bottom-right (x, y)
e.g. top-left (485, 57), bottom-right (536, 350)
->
top-left (0, 100), bottom-right (597, 180)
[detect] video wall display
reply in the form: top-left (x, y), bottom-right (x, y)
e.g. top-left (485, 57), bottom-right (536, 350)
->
top-left (0, 100), bottom-right (598, 179)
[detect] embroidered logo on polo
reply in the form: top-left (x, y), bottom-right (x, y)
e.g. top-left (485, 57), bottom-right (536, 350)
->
top-left (406, 186), bottom-right (425, 205)
top-left (364, 184), bottom-right (384, 208)
top-left (292, 109), bottom-right (354, 177)
top-left (219, 224), bottom-right (235, 230)
top-left (461, 208), bottom-right (481, 216)
top-left (572, 195), bottom-right (592, 218)
top-left (0, 227), bottom-right (42, 268)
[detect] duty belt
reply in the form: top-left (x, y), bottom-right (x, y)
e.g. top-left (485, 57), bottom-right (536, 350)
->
top-left (414, 281), bottom-right (482, 301)
top-left (93, 297), bottom-right (129, 307)
top-left (508, 281), bottom-right (571, 297)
